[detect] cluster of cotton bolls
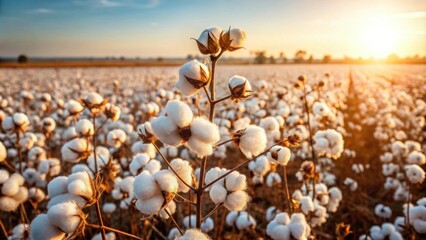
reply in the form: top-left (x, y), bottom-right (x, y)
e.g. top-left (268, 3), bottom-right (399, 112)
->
top-left (267, 212), bottom-right (311, 240)
top-left (226, 211), bottom-right (257, 230)
top-left (133, 170), bottom-right (178, 217)
top-left (0, 170), bottom-right (28, 211)
top-left (205, 168), bottom-right (250, 211)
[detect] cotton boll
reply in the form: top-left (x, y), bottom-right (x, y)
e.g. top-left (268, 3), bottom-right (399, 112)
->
top-left (61, 138), bottom-right (90, 163)
top-left (238, 125), bottom-right (267, 158)
top-left (407, 151), bottom-right (425, 165)
top-left (47, 176), bottom-right (68, 198)
top-left (225, 171), bottom-right (247, 192)
top-left (224, 191), bottom-right (249, 211)
top-left (0, 196), bottom-right (19, 211)
top-left (2, 178), bottom-right (20, 196)
top-left (30, 214), bottom-right (65, 240)
top-left (186, 137), bottom-right (214, 158)
top-left (135, 193), bottom-right (164, 215)
top-left (130, 153), bottom-right (161, 175)
top-left (75, 119), bottom-right (94, 137)
top-left (249, 155), bottom-right (271, 177)
top-left (47, 201), bottom-right (82, 233)
top-left (133, 171), bottom-right (160, 200)
top-left (235, 212), bottom-right (256, 230)
top-left (266, 172), bottom-right (282, 187)
top-left (290, 213), bottom-right (308, 239)
top-left (268, 146), bottom-right (291, 166)
top-left (370, 225), bottom-right (384, 240)
top-left (413, 219), bottom-right (426, 234)
top-left (266, 206), bottom-right (280, 222)
top-left (13, 186), bottom-right (28, 203)
top-left (176, 60), bottom-right (210, 96)
top-left (63, 127), bottom-right (79, 141)
top-left (65, 99), bottom-right (84, 115)
top-left (165, 100), bottom-right (194, 128)
top-left (150, 116), bottom-right (182, 146)
top-left (107, 129), bottom-right (127, 148)
top-left (190, 117), bottom-right (220, 144)
top-left (267, 224), bottom-right (291, 240)
top-left (209, 184), bottom-right (227, 204)
top-left (299, 196), bottom-right (314, 215)
top-left (153, 170), bottom-right (178, 194)
top-left (23, 168), bottom-right (39, 185)
top-left (176, 229), bottom-right (211, 240)
top-left (405, 164), bottom-right (425, 184)
top-left (169, 158), bottom-right (193, 193)
top-left (67, 171), bottom-right (93, 199)
top-left (229, 28), bottom-right (246, 49)
top-left (204, 167), bottom-right (227, 190)
top-left (375, 204), bottom-right (392, 219)
top-left (87, 146), bottom-right (110, 172)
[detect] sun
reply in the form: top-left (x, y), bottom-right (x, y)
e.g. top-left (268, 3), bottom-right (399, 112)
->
top-left (360, 18), bottom-right (398, 58)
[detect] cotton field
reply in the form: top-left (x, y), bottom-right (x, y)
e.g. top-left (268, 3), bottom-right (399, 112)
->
top-left (0, 28), bottom-right (425, 240)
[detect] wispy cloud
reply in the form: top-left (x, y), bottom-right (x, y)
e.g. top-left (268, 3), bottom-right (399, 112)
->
top-left (98, 0), bottom-right (121, 7)
top-left (30, 8), bottom-right (54, 14)
top-left (73, 0), bottom-right (159, 8)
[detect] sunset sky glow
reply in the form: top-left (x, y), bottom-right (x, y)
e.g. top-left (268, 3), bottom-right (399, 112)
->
top-left (0, 0), bottom-right (425, 59)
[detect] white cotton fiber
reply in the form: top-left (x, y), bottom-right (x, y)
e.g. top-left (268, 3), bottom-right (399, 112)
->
top-left (133, 171), bottom-right (159, 200)
top-left (30, 214), bottom-right (65, 240)
top-left (165, 100), bottom-right (193, 128)
top-left (47, 201), bottom-right (82, 233)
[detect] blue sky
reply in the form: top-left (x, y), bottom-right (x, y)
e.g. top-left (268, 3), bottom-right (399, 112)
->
top-left (0, 0), bottom-right (425, 58)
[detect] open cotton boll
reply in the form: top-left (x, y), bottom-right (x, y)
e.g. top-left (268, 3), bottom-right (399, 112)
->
top-left (204, 167), bottom-right (228, 191)
top-left (150, 116), bottom-right (182, 146)
top-left (107, 129), bottom-right (127, 148)
top-left (407, 151), bottom-right (425, 165)
top-left (235, 212), bottom-right (256, 230)
top-left (176, 60), bottom-right (210, 96)
top-left (190, 117), bottom-right (220, 144)
top-left (63, 126), bottom-right (79, 141)
top-left (229, 28), bottom-right (246, 50)
top-left (186, 137), bottom-right (214, 158)
top-left (225, 171), bottom-right (247, 192)
top-left (67, 171), bottom-right (93, 199)
top-left (75, 119), bottom-right (94, 137)
top-left (0, 196), bottom-right (19, 211)
top-left (85, 92), bottom-right (104, 106)
top-left (30, 214), bottom-right (65, 240)
top-left (299, 196), bottom-right (314, 215)
top-left (268, 146), bottom-right (291, 166)
top-left (133, 170), bottom-right (161, 200)
top-left (405, 164), bottom-right (425, 184)
top-left (130, 153), bottom-right (160, 175)
top-left (65, 99), bottom-right (84, 115)
top-left (2, 178), bottom-right (20, 196)
top-left (224, 191), bottom-right (249, 211)
top-left (313, 102), bottom-right (331, 117)
top-left (27, 146), bottom-right (46, 163)
top-left (375, 204), bottom-right (392, 219)
top-left (135, 193), bottom-right (164, 215)
top-left (47, 193), bottom-right (87, 209)
top-left (0, 141), bottom-right (6, 162)
top-left (153, 169), bottom-right (179, 193)
top-left (47, 201), bottom-right (82, 233)
top-left (29, 187), bottom-right (45, 203)
top-left (196, 27), bottom-right (221, 55)
top-left (289, 213), bottom-right (309, 239)
top-left (165, 100), bottom-right (193, 128)
top-left (266, 172), bottom-right (282, 187)
top-left (209, 184), bottom-right (228, 204)
top-left (47, 176), bottom-right (68, 198)
top-left (249, 155), bottom-right (271, 176)
top-left (238, 125), bottom-right (267, 158)
top-left (61, 138), bottom-right (90, 163)
top-left (169, 158), bottom-right (193, 193)
top-left (176, 229), bottom-right (211, 240)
